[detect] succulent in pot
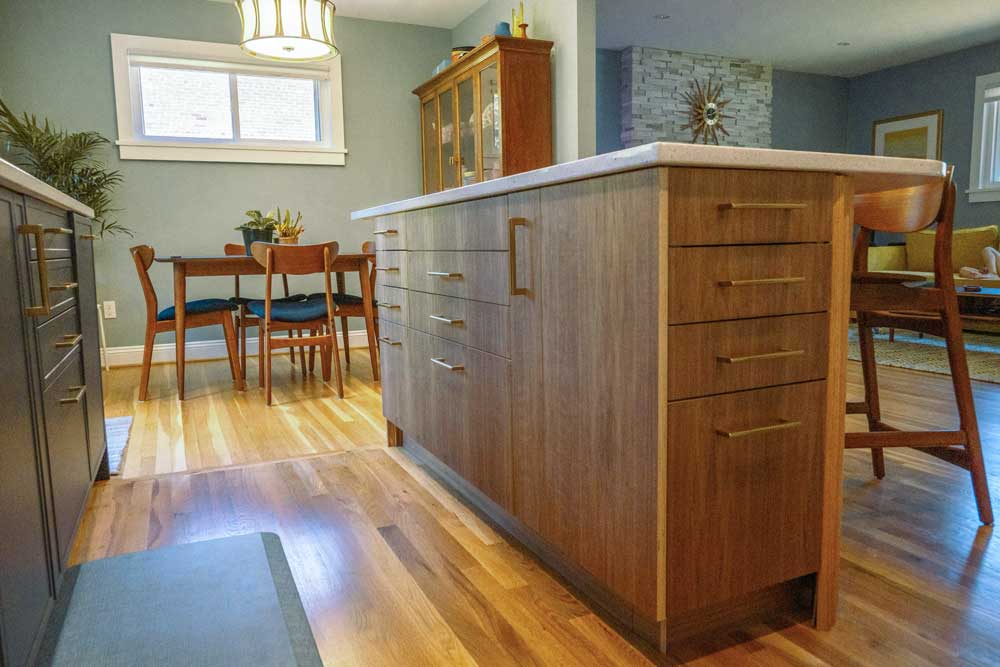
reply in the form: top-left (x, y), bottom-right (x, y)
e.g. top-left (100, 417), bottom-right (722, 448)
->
top-left (235, 209), bottom-right (277, 254)
top-left (275, 208), bottom-right (305, 244)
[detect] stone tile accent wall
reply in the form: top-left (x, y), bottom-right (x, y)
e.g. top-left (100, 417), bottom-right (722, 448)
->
top-left (620, 47), bottom-right (773, 148)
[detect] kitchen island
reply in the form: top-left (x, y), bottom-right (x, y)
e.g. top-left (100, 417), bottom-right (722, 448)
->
top-left (352, 143), bottom-right (946, 650)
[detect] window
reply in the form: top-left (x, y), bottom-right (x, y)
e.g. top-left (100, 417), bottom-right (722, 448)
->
top-left (111, 33), bottom-right (346, 165)
top-left (969, 71), bottom-right (1000, 202)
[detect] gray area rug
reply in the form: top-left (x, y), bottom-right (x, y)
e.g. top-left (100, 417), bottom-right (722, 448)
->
top-left (104, 416), bottom-right (132, 475)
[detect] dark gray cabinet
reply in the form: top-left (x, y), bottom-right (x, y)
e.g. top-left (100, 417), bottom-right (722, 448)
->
top-left (0, 184), bottom-right (107, 666)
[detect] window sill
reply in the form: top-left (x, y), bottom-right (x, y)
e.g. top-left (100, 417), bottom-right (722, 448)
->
top-left (967, 188), bottom-right (1000, 203)
top-left (116, 141), bottom-right (348, 166)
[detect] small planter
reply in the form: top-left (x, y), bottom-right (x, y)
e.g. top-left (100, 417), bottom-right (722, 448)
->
top-left (278, 236), bottom-right (300, 245)
top-left (241, 228), bottom-right (274, 255)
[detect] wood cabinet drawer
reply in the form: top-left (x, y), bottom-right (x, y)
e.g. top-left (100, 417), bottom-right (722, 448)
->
top-left (666, 381), bottom-right (825, 613)
top-left (375, 285), bottom-right (408, 325)
top-left (37, 306), bottom-right (83, 385)
top-left (378, 321), bottom-right (410, 429)
top-left (374, 251), bottom-right (406, 289)
top-left (405, 197), bottom-right (508, 251)
top-left (406, 251), bottom-right (509, 305)
top-left (668, 244), bottom-right (831, 323)
top-left (27, 258), bottom-right (78, 324)
top-left (373, 216), bottom-right (406, 251)
top-left (408, 329), bottom-right (512, 510)
top-left (668, 313), bottom-right (829, 400)
top-left (42, 350), bottom-right (92, 567)
top-left (407, 290), bottom-right (510, 357)
top-left (668, 168), bottom-right (835, 246)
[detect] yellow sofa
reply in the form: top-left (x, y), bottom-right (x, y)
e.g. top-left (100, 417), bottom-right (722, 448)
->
top-left (867, 224), bottom-right (1000, 288)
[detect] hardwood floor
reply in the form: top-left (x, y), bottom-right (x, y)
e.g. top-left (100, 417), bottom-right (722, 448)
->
top-left (74, 354), bottom-right (1000, 665)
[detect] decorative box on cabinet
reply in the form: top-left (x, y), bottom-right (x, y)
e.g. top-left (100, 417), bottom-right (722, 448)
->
top-left (414, 35), bottom-right (553, 194)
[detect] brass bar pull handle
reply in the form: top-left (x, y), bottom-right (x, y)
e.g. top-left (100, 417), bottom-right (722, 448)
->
top-left (55, 334), bottom-right (83, 349)
top-left (372, 229), bottom-right (399, 236)
top-left (431, 357), bottom-right (464, 372)
top-left (49, 282), bottom-right (79, 291)
top-left (717, 419), bottom-right (801, 439)
top-left (378, 337), bottom-right (402, 346)
top-left (427, 271), bottom-right (463, 279)
top-left (719, 202), bottom-right (808, 211)
top-left (509, 217), bottom-right (528, 296)
top-left (718, 277), bottom-right (806, 287)
top-left (17, 224), bottom-right (50, 317)
top-left (375, 267), bottom-right (400, 273)
top-left (429, 314), bottom-right (464, 326)
top-left (379, 303), bottom-right (401, 310)
top-left (717, 348), bottom-right (805, 364)
top-left (59, 385), bottom-right (87, 405)
top-left (80, 234), bottom-right (97, 241)
top-left (44, 227), bottom-right (74, 236)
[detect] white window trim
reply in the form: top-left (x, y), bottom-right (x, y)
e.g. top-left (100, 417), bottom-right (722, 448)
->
top-left (110, 33), bottom-right (347, 166)
top-left (968, 70), bottom-right (1000, 202)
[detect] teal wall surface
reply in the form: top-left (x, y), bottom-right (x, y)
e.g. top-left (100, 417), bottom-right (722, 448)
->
top-left (0, 0), bottom-right (450, 347)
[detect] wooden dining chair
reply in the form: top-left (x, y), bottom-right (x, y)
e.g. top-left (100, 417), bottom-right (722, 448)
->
top-left (849, 166), bottom-right (993, 525)
top-left (131, 245), bottom-right (242, 401)
top-left (223, 243), bottom-right (308, 381)
top-left (248, 241), bottom-right (344, 405)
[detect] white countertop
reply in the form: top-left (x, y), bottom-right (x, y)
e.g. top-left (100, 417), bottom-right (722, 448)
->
top-left (0, 157), bottom-right (95, 217)
top-left (352, 142), bottom-right (947, 220)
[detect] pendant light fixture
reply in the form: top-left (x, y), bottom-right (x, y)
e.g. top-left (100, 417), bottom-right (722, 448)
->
top-left (235, 0), bottom-right (339, 62)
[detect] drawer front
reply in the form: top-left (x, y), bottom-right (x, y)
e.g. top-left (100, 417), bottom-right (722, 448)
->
top-left (406, 197), bottom-right (509, 251)
top-left (666, 381), bottom-right (825, 614)
top-left (669, 244), bottom-right (831, 323)
top-left (37, 306), bottom-right (83, 385)
top-left (43, 350), bottom-right (92, 567)
top-left (407, 290), bottom-right (511, 358)
top-left (373, 215), bottom-right (406, 251)
top-left (378, 321), bottom-right (409, 428)
top-left (406, 251), bottom-right (510, 305)
top-left (375, 284), bottom-right (408, 325)
top-left (28, 258), bottom-right (78, 323)
top-left (668, 168), bottom-right (834, 246)
top-left (668, 313), bottom-right (829, 400)
top-left (409, 329), bottom-right (513, 511)
top-left (374, 250), bottom-right (407, 289)
top-left (26, 198), bottom-right (74, 260)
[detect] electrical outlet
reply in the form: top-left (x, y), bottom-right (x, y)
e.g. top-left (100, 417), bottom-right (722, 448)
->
top-left (102, 300), bottom-right (117, 319)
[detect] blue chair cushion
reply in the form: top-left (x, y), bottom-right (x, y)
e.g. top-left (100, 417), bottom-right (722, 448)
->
top-left (157, 298), bottom-right (237, 321)
top-left (247, 298), bottom-right (331, 323)
top-left (306, 292), bottom-right (370, 306)
top-left (229, 294), bottom-right (307, 306)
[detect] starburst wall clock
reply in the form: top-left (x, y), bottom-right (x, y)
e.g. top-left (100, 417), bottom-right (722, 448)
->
top-left (681, 78), bottom-right (732, 145)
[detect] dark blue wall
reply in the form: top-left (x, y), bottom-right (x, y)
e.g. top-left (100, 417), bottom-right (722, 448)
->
top-left (848, 40), bottom-right (1000, 229)
top-left (596, 48), bottom-right (623, 154)
top-left (772, 70), bottom-right (849, 153)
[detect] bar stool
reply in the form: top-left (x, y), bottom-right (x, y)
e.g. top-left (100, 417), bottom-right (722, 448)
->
top-left (848, 166), bottom-right (993, 525)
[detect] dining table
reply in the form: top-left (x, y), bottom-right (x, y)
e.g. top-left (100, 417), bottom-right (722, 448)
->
top-left (154, 252), bottom-right (378, 400)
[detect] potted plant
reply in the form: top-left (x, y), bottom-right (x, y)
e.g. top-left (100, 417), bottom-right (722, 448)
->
top-left (275, 208), bottom-right (305, 244)
top-left (236, 209), bottom-right (277, 254)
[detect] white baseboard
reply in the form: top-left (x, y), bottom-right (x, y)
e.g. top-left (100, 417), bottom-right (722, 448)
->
top-left (102, 329), bottom-right (373, 367)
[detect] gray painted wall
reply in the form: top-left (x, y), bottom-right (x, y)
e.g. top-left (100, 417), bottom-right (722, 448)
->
top-left (0, 0), bottom-right (450, 347)
top-left (772, 70), bottom-right (849, 153)
top-left (847, 39), bottom-right (1000, 230)
top-left (596, 48), bottom-right (623, 154)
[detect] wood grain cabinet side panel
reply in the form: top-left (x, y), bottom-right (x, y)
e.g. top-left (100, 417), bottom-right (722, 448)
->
top-left (668, 168), bottom-right (835, 246)
top-left (665, 382), bottom-right (826, 614)
top-left (378, 321), bottom-right (410, 429)
top-left (374, 250), bottom-right (407, 289)
top-left (405, 197), bottom-right (509, 251)
top-left (72, 216), bottom-right (106, 478)
top-left (668, 244), bottom-right (832, 323)
top-left (373, 215), bottom-right (406, 251)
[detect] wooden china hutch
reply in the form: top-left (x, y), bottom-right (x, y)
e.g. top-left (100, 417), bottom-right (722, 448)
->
top-left (414, 35), bottom-right (553, 194)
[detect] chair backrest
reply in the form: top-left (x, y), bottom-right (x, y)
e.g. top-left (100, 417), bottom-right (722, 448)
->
top-left (130, 245), bottom-right (158, 322)
top-left (853, 166), bottom-right (957, 287)
top-left (250, 241), bottom-right (340, 319)
top-left (223, 243), bottom-right (244, 257)
top-left (361, 241), bottom-right (376, 290)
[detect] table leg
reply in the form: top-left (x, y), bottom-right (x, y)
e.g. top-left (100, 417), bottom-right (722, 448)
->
top-left (173, 263), bottom-right (187, 400)
top-left (359, 264), bottom-right (379, 381)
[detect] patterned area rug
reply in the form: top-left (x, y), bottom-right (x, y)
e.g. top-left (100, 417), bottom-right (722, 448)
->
top-left (104, 417), bottom-right (133, 475)
top-left (847, 328), bottom-right (1000, 384)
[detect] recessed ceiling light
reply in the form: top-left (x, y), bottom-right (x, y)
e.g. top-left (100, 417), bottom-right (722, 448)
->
top-left (654, 14), bottom-right (671, 20)
top-left (836, 41), bottom-right (851, 46)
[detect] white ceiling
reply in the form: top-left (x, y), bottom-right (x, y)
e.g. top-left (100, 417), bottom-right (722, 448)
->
top-left (597, 0), bottom-right (1000, 77)
top-left (210, 0), bottom-right (486, 29)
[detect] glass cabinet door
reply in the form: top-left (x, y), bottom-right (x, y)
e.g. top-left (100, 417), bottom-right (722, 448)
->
top-left (421, 97), bottom-right (440, 193)
top-left (440, 88), bottom-right (458, 190)
top-left (479, 63), bottom-right (502, 181)
top-left (457, 76), bottom-right (478, 186)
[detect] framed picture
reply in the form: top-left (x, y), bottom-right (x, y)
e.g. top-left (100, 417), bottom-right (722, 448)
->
top-left (872, 110), bottom-right (943, 159)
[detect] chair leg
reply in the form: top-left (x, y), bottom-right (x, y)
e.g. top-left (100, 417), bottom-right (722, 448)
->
top-left (258, 323), bottom-right (265, 388)
top-left (289, 329), bottom-right (297, 366)
top-left (264, 325), bottom-right (273, 406)
top-left (341, 316), bottom-right (351, 367)
top-left (239, 311), bottom-right (248, 381)
top-left (941, 303), bottom-right (994, 525)
top-left (138, 324), bottom-right (155, 402)
top-left (309, 329), bottom-right (317, 374)
top-left (329, 323), bottom-right (344, 398)
top-left (298, 330), bottom-right (307, 368)
top-left (857, 317), bottom-right (886, 479)
top-left (221, 314), bottom-right (243, 391)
